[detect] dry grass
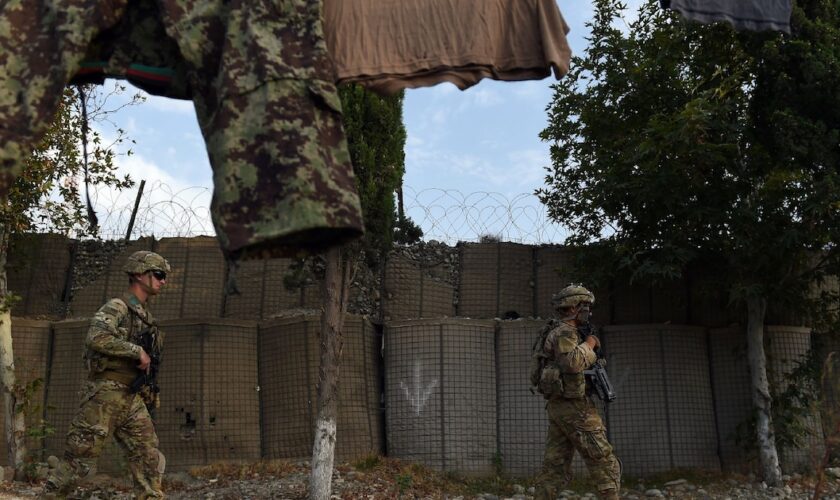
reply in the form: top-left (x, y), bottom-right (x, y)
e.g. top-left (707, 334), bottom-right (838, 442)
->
top-left (186, 459), bottom-right (299, 482)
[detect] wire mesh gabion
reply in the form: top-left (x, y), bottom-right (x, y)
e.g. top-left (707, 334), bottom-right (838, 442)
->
top-left (258, 314), bottom-right (382, 462)
top-left (602, 324), bottom-right (720, 476)
top-left (0, 319), bottom-right (52, 465)
top-left (384, 319), bottom-right (496, 476)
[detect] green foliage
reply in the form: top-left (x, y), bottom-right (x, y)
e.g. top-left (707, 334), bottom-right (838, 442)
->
top-left (771, 347), bottom-right (823, 452)
top-left (537, 0), bottom-right (840, 310)
top-left (4, 85), bottom-right (140, 239)
top-left (393, 212), bottom-right (423, 245)
top-left (492, 450), bottom-right (504, 476)
top-left (396, 472), bottom-right (413, 495)
top-left (734, 343), bottom-right (824, 455)
top-left (352, 454), bottom-right (382, 471)
top-left (339, 85), bottom-right (418, 266)
top-left (0, 292), bottom-right (21, 314)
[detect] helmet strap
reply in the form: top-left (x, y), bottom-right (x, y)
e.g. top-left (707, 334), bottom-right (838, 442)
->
top-left (131, 273), bottom-right (155, 296)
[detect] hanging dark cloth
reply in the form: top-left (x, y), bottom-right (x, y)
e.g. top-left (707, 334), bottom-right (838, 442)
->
top-left (660, 0), bottom-right (792, 33)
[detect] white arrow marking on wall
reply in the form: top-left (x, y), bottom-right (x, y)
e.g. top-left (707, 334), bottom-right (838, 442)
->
top-left (400, 359), bottom-right (438, 416)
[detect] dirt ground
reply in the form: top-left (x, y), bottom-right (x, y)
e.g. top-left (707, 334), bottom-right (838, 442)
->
top-left (0, 458), bottom-right (838, 499)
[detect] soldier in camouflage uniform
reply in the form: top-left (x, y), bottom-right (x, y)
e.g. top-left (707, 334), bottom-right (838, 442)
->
top-left (45, 251), bottom-right (170, 499)
top-left (535, 284), bottom-right (621, 500)
top-left (0, 0), bottom-right (363, 259)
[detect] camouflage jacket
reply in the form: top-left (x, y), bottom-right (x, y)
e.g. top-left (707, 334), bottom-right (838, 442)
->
top-left (543, 321), bottom-right (597, 399)
top-left (85, 292), bottom-right (159, 383)
top-left (0, 0), bottom-right (364, 259)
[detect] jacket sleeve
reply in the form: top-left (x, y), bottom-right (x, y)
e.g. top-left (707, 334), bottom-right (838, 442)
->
top-left (86, 299), bottom-right (142, 359)
top-left (546, 326), bottom-right (596, 374)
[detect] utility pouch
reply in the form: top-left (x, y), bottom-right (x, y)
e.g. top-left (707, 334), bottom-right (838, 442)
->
top-left (539, 365), bottom-right (564, 399)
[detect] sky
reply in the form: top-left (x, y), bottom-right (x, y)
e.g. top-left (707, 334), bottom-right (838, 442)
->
top-left (89, 0), bottom-right (645, 243)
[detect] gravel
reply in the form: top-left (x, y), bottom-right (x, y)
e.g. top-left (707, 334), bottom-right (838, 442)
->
top-left (2, 463), bottom-right (839, 500)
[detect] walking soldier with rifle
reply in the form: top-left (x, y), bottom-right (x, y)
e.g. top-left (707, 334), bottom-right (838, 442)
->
top-left (531, 284), bottom-right (621, 500)
top-left (45, 251), bottom-right (169, 499)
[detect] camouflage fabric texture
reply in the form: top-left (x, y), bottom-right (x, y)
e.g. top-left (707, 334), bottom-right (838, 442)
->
top-left (0, 0), bottom-right (363, 258)
top-left (46, 381), bottom-right (165, 499)
top-left (536, 398), bottom-right (621, 500)
top-left (542, 321), bottom-right (597, 399)
top-left (46, 292), bottom-right (164, 498)
top-left (536, 320), bottom-right (620, 500)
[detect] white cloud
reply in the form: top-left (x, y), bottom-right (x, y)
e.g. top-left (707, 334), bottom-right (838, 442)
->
top-left (468, 88), bottom-right (503, 107)
top-left (511, 80), bottom-right (552, 100)
top-left (506, 148), bottom-right (551, 187)
top-left (143, 94), bottom-right (196, 115)
top-left (90, 154), bottom-right (214, 239)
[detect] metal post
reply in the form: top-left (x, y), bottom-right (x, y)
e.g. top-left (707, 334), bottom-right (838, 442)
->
top-left (124, 179), bottom-right (146, 241)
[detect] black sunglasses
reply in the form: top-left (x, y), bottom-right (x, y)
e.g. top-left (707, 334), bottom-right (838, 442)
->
top-left (151, 270), bottom-right (167, 281)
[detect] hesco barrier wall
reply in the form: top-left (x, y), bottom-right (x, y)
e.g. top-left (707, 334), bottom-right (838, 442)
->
top-left (0, 319), bottom-right (52, 465)
top-left (68, 238), bottom-right (155, 318)
top-left (43, 320), bottom-right (126, 473)
top-left (708, 326), bottom-right (752, 471)
top-left (534, 246), bottom-right (608, 320)
top-left (382, 255), bottom-right (455, 320)
top-left (603, 325), bottom-right (720, 476)
top-left (496, 319), bottom-right (547, 476)
top-left (495, 319), bottom-right (590, 477)
top-left (259, 314), bottom-right (381, 462)
top-left (822, 349), bottom-right (839, 463)
top-left (153, 238), bottom-right (226, 320)
top-left (385, 319), bottom-right (496, 475)
top-left (155, 319), bottom-right (261, 469)
top-left (496, 319), bottom-right (596, 477)
top-left (766, 325), bottom-right (824, 472)
top-left (7, 234), bottom-right (71, 318)
top-left (223, 258), bottom-right (304, 319)
top-left (458, 243), bottom-right (535, 319)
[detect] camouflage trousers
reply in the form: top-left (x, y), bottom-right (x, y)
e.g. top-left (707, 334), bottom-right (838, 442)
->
top-left (0, 0), bottom-right (363, 258)
top-left (536, 397), bottom-right (621, 500)
top-left (45, 380), bottom-right (165, 499)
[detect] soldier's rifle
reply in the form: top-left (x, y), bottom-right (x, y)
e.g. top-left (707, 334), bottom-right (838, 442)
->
top-left (578, 324), bottom-right (617, 403)
top-left (129, 326), bottom-right (161, 398)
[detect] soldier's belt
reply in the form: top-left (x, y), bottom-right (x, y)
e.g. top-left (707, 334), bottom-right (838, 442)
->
top-left (89, 369), bottom-right (137, 386)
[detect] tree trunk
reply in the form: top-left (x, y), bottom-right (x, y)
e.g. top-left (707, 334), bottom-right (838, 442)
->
top-left (746, 295), bottom-right (782, 486)
top-left (310, 247), bottom-right (352, 500)
top-left (0, 225), bottom-right (26, 475)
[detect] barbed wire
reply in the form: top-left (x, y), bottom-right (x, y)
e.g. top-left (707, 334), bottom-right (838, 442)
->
top-left (82, 182), bottom-right (567, 244)
top-left (403, 187), bottom-right (567, 244)
top-left (90, 180), bottom-right (214, 240)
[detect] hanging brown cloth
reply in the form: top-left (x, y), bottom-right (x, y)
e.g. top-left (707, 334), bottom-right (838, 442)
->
top-left (324, 0), bottom-right (572, 96)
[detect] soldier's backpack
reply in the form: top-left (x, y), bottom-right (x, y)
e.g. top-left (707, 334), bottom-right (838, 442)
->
top-left (529, 320), bottom-right (557, 396)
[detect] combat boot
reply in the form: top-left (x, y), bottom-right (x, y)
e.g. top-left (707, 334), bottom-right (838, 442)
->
top-left (43, 455), bottom-right (73, 499)
top-left (598, 488), bottom-right (620, 500)
top-left (533, 483), bottom-right (559, 500)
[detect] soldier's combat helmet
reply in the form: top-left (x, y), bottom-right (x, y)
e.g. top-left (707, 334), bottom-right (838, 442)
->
top-left (123, 251), bottom-right (171, 275)
top-left (551, 284), bottom-right (595, 310)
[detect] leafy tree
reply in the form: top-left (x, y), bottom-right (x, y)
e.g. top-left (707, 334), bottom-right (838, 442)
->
top-left (338, 85), bottom-right (418, 264)
top-left (310, 85), bottom-right (411, 500)
top-left (537, 0), bottom-right (840, 485)
top-left (0, 85), bottom-right (138, 474)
